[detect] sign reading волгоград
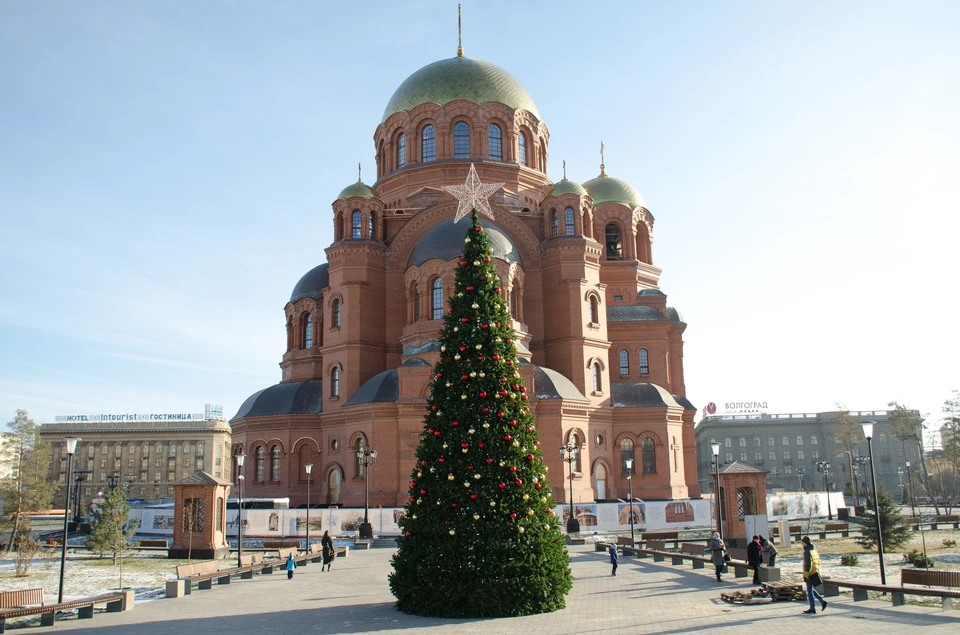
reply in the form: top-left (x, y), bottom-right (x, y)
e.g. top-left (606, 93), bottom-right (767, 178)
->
top-left (702, 401), bottom-right (770, 418)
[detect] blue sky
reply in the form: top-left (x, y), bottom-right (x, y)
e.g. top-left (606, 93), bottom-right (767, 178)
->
top-left (1, 1), bottom-right (957, 435)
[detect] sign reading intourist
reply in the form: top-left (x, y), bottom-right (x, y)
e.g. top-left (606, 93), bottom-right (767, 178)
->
top-left (54, 404), bottom-right (224, 423)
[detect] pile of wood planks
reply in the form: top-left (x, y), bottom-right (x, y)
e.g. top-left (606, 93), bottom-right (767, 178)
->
top-left (761, 581), bottom-right (807, 601)
top-left (721, 589), bottom-right (764, 603)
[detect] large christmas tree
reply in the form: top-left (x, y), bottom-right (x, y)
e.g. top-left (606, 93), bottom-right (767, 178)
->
top-left (389, 168), bottom-right (572, 617)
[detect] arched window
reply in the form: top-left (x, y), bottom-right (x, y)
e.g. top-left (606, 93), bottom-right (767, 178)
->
top-left (754, 437), bottom-right (761, 447)
top-left (299, 444), bottom-right (312, 482)
top-left (797, 435), bottom-right (804, 446)
top-left (518, 131), bottom-right (527, 166)
top-left (811, 436), bottom-right (818, 446)
top-left (620, 438), bottom-right (635, 475)
top-left (605, 223), bottom-right (622, 259)
top-left (270, 444), bottom-right (281, 482)
top-left (879, 433), bottom-right (887, 443)
top-left (639, 349), bottom-right (649, 375)
top-left (589, 296), bottom-right (599, 324)
top-left (430, 277), bottom-right (444, 319)
top-left (488, 123), bottom-right (502, 160)
top-left (330, 367), bottom-right (340, 398)
top-left (592, 362), bottom-right (602, 392)
top-left (421, 124), bottom-right (436, 162)
top-left (619, 349), bottom-right (629, 375)
top-left (396, 133), bottom-right (406, 167)
top-left (454, 121), bottom-right (470, 159)
top-left (368, 211), bottom-right (375, 240)
top-left (413, 286), bottom-right (421, 321)
top-left (642, 438), bottom-right (656, 474)
top-left (327, 467), bottom-right (342, 504)
top-left (510, 287), bottom-right (518, 319)
top-left (551, 210), bottom-right (559, 237)
top-left (337, 213), bottom-right (344, 240)
top-left (331, 299), bottom-right (341, 328)
top-left (724, 438), bottom-right (732, 448)
top-left (564, 207), bottom-right (575, 235)
top-left (303, 314), bottom-right (313, 349)
top-left (739, 438), bottom-right (746, 447)
top-left (566, 431), bottom-right (582, 472)
top-left (351, 210), bottom-right (362, 239)
top-left (255, 446), bottom-right (265, 482)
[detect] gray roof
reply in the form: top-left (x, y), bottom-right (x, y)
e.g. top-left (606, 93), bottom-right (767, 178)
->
top-left (409, 217), bottom-right (520, 267)
top-left (667, 307), bottom-right (685, 324)
top-left (231, 380), bottom-right (323, 421)
top-left (515, 340), bottom-right (531, 355)
top-left (533, 366), bottom-right (588, 401)
top-left (400, 357), bottom-right (432, 367)
top-left (639, 288), bottom-right (665, 296)
top-left (175, 471), bottom-right (233, 486)
top-left (290, 263), bottom-right (329, 303)
top-left (401, 340), bottom-right (441, 357)
top-left (720, 460), bottom-right (768, 474)
top-left (611, 383), bottom-right (681, 408)
top-left (345, 369), bottom-right (400, 406)
top-left (607, 305), bottom-right (668, 322)
top-left (672, 394), bottom-right (697, 411)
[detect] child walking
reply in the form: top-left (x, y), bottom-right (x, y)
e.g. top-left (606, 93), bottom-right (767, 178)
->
top-left (286, 552), bottom-right (297, 580)
top-left (609, 543), bottom-right (620, 576)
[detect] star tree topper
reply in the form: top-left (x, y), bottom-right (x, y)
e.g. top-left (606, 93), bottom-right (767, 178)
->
top-left (441, 163), bottom-right (504, 222)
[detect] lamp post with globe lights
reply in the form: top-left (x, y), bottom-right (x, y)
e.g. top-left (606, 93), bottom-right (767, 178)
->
top-left (624, 458), bottom-right (636, 546)
top-left (711, 441), bottom-right (722, 539)
top-left (58, 437), bottom-right (80, 603)
top-left (235, 453), bottom-right (246, 569)
top-left (357, 441), bottom-right (378, 539)
top-left (862, 421), bottom-right (886, 585)
top-left (559, 442), bottom-right (580, 533)
top-left (815, 459), bottom-right (833, 520)
top-left (304, 463), bottom-right (313, 554)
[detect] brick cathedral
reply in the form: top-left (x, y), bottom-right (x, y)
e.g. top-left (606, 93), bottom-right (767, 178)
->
top-left (230, 49), bottom-right (700, 509)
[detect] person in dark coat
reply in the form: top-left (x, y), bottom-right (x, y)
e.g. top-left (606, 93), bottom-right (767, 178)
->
top-left (609, 543), bottom-right (620, 576)
top-left (285, 553), bottom-right (296, 579)
top-left (759, 535), bottom-right (778, 567)
top-left (707, 531), bottom-right (726, 582)
top-left (321, 530), bottom-right (335, 572)
top-left (747, 535), bottom-right (763, 584)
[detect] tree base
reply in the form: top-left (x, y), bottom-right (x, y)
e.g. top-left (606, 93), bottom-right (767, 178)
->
top-left (359, 522), bottom-right (373, 538)
top-left (566, 518), bottom-right (580, 533)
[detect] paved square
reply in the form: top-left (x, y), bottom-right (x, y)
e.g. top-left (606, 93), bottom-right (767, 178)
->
top-left (47, 545), bottom-right (958, 634)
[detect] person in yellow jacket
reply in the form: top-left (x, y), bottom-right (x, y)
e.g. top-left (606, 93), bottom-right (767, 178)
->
top-left (801, 536), bottom-right (827, 614)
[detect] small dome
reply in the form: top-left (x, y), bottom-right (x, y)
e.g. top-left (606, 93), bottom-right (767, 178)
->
top-left (533, 366), bottom-right (588, 401)
top-left (607, 305), bottom-right (667, 322)
top-left (383, 56), bottom-right (540, 123)
top-left (409, 217), bottom-right (521, 266)
top-left (290, 263), bottom-right (329, 303)
top-left (345, 369), bottom-right (399, 405)
top-left (638, 288), bottom-right (665, 297)
top-left (582, 174), bottom-right (646, 209)
top-left (336, 181), bottom-right (379, 201)
top-left (667, 306), bottom-right (685, 324)
top-left (547, 179), bottom-right (587, 198)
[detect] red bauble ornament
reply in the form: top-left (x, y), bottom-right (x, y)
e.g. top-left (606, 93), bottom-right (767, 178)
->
top-left (461, 442), bottom-right (469, 449)
top-left (486, 458), bottom-right (493, 464)
top-left (460, 346), bottom-right (466, 351)
top-left (410, 480), bottom-right (417, 487)
top-left (535, 483), bottom-right (542, 490)
top-left (510, 513), bottom-right (517, 519)
top-left (495, 287), bottom-right (501, 293)
top-left (431, 405), bottom-right (437, 411)
top-left (434, 431), bottom-right (441, 437)
top-left (504, 434), bottom-right (512, 441)
top-left (482, 407), bottom-right (489, 413)
top-left (467, 465), bottom-right (473, 470)
top-left (509, 419), bottom-right (517, 426)
top-left (478, 442), bottom-right (485, 448)
top-left (527, 454), bottom-right (534, 461)
top-left (523, 407), bottom-right (530, 413)
top-left (449, 307), bottom-right (454, 313)
top-left (466, 285), bottom-right (474, 291)
top-left (477, 355), bottom-right (484, 360)
top-left (534, 440), bottom-right (540, 446)
top-left (515, 479), bottom-right (522, 486)
top-left (509, 466), bottom-right (517, 473)
top-left (492, 354), bottom-right (500, 361)
top-left (438, 457), bottom-right (445, 463)
top-left (512, 384), bottom-right (519, 391)
top-left (409, 497), bottom-right (415, 503)
top-left (498, 483), bottom-right (506, 489)
top-left (476, 226), bottom-right (484, 232)
top-left (507, 360), bottom-right (514, 366)
top-left (526, 426), bottom-right (533, 432)
top-left (499, 390), bottom-right (508, 397)
top-left (436, 372), bottom-right (443, 378)
top-left (520, 386), bottom-right (527, 393)
top-left (521, 395), bottom-right (528, 401)
top-left (461, 374), bottom-right (469, 380)
top-left (485, 257), bottom-right (491, 263)
top-left (406, 531), bottom-right (412, 536)
top-left (507, 338), bottom-right (512, 343)
top-left (461, 317), bottom-right (469, 323)
top-left (470, 493), bottom-right (478, 500)
top-left (451, 502), bottom-right (457, 507)
top-left (461, 260), bottom-right (468, 266)
top-left (479, 391), bottom-right (488, 398)
top-left (497, 411), bottom-right (505, 418)
top-left (452, 420), bottom-right (459, 427)
top-left (481, 323), bottom-right (488, 330)
top-left (421, 460), bottom-right (428, 465)
top-left (420, 489), bottom-right (427, 495)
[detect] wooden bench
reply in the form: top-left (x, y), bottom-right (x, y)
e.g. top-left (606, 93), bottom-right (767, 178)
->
top-left (0, 591), bottom-right (132, 634)
top-left (823, 578), bottom-right (960, 610)
top-left (679, 542), bottom-right (705, 556)
top-left (175, 560), bottom-right (229, 595)
top-left (0, 588), bottom-right (44, 610)
top-left (821, 522), bottom-right (850, 538)
top-left (263, 540), bottom-right (301, 549)
top-left (353, 539), bottom-right (371, 549)
top-left (137, 539), bottom-right (168, 548)
top-left (640, 531), bottom-right (679, 549)
top-left (620, 544), bottom-right (713, 571)
top-left (770, 525), bottom-right (802, 538)
top-left (902, 569), bottom-right (960, 608)
top-left (933, 515), bottom-right (960, 530)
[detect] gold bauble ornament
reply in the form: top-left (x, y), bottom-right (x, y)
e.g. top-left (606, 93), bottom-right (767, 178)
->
top-left (473, 514), bottom-right (480, 520)
top-left (447, 474), bottom-right (454, 481)
top-left (449, 529), bottom-right (456, 535)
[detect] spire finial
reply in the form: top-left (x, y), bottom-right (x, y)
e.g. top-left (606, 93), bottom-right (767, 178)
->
top-left (457, 4), bottom-right (463, 57)
top-left (358, 162), bottom-right (362, 183)
top-left (562, 160), bottom-right (567, 180)
top-left (599, 141), bottom-right (606, 177)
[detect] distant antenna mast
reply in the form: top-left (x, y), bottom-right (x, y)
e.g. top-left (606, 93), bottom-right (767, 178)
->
top-left (457, 4), bottom-right (463, 57)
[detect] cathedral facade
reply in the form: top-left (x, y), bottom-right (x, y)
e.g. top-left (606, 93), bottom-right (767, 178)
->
top-left (230, 52), bottom-right (700, 509)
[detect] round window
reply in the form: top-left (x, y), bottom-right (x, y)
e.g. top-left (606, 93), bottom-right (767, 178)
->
top-left (595, 433), bottom-right (604, 447)
top-left (330, 439), bottom-right (340, 452)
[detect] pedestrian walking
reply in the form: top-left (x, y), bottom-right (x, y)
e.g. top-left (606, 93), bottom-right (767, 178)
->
top-left (759, 535), bottom-right (777, 567)
top-left (321, 530), bottom-right (335, 572)
top-left (801, 536), bottom-right (827, 614)
top-left (286, 552), bottom-right (296, 580)
top-left (708, 531), bottom-right (726, 582)
top-left (609, 543), bottom-right (620, 576)
top-left (747, 535), bottom-right (763, 584)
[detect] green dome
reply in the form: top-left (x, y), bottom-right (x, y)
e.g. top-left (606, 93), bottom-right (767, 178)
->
top-left (382, 57), bottom-right (540, 123)
top-left (336, 181), bottom-right (379, 201)
top-left (582, 175), bottom-right (647, 209)
top-left (547, 179), bottom-right (587, 198)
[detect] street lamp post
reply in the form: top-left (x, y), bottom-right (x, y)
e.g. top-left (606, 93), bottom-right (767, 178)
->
top-left (815, 459), bottom-right (833, 520)
top-left (235, 453), bottom-right (245, 569)
top-left (624, 458), bottom-right (636, 546)
top-left (711, 442), bottom-right (722, 540)
top-left (906, 461), bottom-right (916, 518)
top-left (304, 463), bottom-right (313, 554)
top-left (559, 442), bottom-right (580, 533)
top-left (357, 440), bottom-right (378, 539)
top-left (58, 436), bottom-right (80, 604)
top-left (862, 421), bottom-right (886, 585)
top-left (107, 472), bottom-right (119, 492)
top-left (897, 467), bottom-right (905, 504)
top-left (72, 471), bottom-right (90, 524)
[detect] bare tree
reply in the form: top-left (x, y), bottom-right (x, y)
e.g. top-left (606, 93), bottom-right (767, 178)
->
top-left (833, 406), bottom-right (863, 501)
top-left (888, 401), bottom-right (940, 515)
